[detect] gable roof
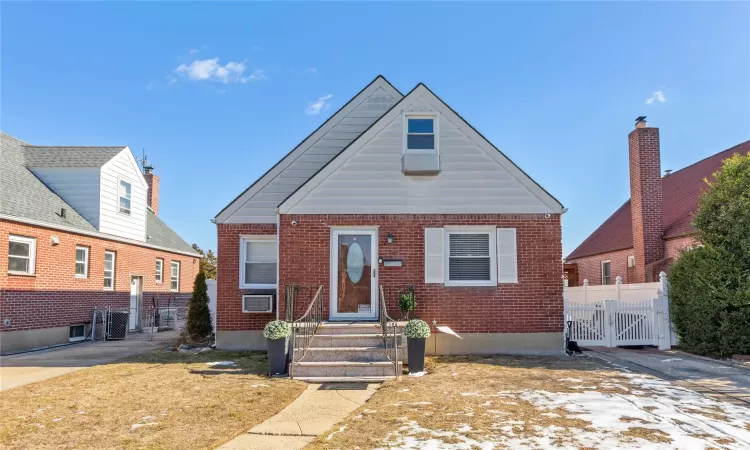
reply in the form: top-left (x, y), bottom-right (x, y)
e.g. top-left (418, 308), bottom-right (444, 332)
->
top-left (214, 75), bottom-right (403, 223)
top-left (566, 140), bottom-right (750, 260)
top-left (1, 132), bottom-right (198, 256)
top-left (24, 146), bottom-right (126, 168)
top-left (279, 82), bottom-right (564, 214)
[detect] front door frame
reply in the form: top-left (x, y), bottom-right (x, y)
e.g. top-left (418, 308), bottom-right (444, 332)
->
top-left (129, 276), bottom-right (143, 330)
top-left (329, 227), bottom-right (379, 321)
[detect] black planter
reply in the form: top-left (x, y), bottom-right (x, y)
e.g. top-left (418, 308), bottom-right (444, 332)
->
top-left (407, 337), bottom-right (427, 374)
top-left (267, 337), bottom-right (288, 376)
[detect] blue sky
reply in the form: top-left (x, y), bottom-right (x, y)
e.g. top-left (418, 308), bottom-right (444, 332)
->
top-left (2, 2), bottom-right (748, 255)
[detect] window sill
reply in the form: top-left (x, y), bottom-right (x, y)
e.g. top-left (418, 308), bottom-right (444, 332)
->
top-left (75, 275), bottom-right (88, 279)
top-left (103, 288), bottom-right (114, 291)
top-left (69, 336), bottom-right (86, 343)
top-left (444, 281), bottom-right (497, 288)
top-left (8, 272), bottom-right (36, 277)
top-left (240, 284), bottom-right (277, 290)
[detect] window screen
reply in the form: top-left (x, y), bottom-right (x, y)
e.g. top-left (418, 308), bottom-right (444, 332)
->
top-left (448, 233), bottom-right (491, 281)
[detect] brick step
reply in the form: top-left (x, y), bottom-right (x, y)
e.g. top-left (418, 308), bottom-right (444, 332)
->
top-left (309, 334), bottom-right (402, 348)
top-left (301, 347), bottom-right (391, 362)
top-left (292, 376), bottom-right (396, 383)
top-left (292, 361), bottom-right (402, 378)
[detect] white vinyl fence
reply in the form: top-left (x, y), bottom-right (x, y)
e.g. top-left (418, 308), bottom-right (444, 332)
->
top-left (564, 272), bottom-right (677, 349)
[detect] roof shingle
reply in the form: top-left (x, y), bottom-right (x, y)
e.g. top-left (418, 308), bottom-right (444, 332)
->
top-left (567, 140), bottom-right (750, 260)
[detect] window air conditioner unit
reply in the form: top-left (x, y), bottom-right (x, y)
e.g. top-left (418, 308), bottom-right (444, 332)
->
top-left (242, 295), bottom-right (273, 313)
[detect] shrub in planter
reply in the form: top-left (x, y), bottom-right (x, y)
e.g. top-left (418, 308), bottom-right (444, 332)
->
top-left (404, 319), bottom-right (431, 374)
top-left (399, 290), bottom-right (416, 319)
top-left (263, 320), bottom-right (292, 375)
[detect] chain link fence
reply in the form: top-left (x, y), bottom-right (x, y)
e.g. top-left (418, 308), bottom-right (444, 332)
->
top-left (91, 296), bottom-right (190, 341)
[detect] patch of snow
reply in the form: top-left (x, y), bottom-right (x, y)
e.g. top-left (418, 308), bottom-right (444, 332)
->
top-left (362, 409), bottom-right (378, 414)
top-left (251, 384), bottom-right (269, 388)
top-left (408, 371), bottom-right (427, 377)
top-left (76, 411), bottom-right (86, 415)
top-left (326, 425), bottom-right (347, 440)
top-left (131, 422), bottom-right (159, 432)
top-left (206, 361), bottom-right (235, 367)
top-left (52, 417), bottom-right (64, 422)
top-left (661, 358), bottom-right (683, 362)
top-left (142, 415), bottom-right (154, 421)
top-left (399, 388), bottom-right (410, 392)
top-left (456, 424), bottom-right (472, 432)
top-left (558, 377), bottom-right (584, 382)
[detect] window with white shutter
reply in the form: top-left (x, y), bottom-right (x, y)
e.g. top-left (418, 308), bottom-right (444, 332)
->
top-left (240, 236), bottom-right (277, 289)
top-left (444, 227), bottom-right (497, 286)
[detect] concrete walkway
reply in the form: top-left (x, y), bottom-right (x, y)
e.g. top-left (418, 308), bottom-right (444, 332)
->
top-left (0, 339), bottom-right (165, 391)
top-left (218, 382), bottom-right (378, 450)
top-left (587, 347), bottom-right (750, 407)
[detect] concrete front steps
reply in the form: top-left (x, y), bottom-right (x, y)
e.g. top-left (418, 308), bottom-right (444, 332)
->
top-left (291, 322), bottom-right (403, 382)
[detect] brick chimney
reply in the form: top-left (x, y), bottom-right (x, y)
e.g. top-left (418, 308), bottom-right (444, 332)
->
top-left (628, 117), bottom-right (663, 282)
top-left (144, 168), bottom-right (160, 215)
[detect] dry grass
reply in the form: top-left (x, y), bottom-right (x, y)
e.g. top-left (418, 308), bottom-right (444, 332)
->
top-left (307, 355), bottom-right (641, 449)
top-left (0, 350), bottom-right (305, 450)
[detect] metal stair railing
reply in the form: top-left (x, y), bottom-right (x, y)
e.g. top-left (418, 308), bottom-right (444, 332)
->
top-left (379, 285), bottom-right (400, 378)
top-left (289, 285), bottom-right (324, 379)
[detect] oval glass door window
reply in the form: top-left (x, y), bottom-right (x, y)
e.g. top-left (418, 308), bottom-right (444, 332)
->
top-left (346, 242), bottom-right (365, 283)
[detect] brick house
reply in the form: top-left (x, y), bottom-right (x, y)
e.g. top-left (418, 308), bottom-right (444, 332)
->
top-left (566, 119), bottom-right (750, 286)
top-left (0, 133), bottom-right (199, 354)
top-left (214, 76), bottom-right (565, 358)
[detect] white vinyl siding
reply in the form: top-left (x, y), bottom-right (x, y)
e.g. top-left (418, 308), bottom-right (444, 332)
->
top-left (155, 258), bottom-right (163, 283)
top-left (444, 227), bottom-right (497, 286)
top-left (170, 261), bottom-right (180, 291)
top-left (496, 228), bottom-right (518, 284)
top-left (218, 83), bottom-right (400, 224)
top-left (103, 251), bottom-right (115, 290)
top-left (282, 94), bottom-right (557, 215)
top-left (240, 236), bottom-right (277, 289)
top-left (75, 246), bottom-right (89, 278)
top-left (99, 149), bottom-right (147, 241)
top-left (27, 167), bottom-right (101, 227)
top-left (8, 235), bottom-right (36, 275)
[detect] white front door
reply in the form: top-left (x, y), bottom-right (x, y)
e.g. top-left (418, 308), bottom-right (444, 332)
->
top-left (330, 228), bottom-right (378, 321)
top-left (129, 276), bottom-right (142, 330)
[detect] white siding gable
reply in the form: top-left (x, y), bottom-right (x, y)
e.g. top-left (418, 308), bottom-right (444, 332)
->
top-left (280, 86), bottom-right (563, 215)
top-left (98, 148), bottom-right (148, 241)
top-left (28, 167), bottom-right (101, 227)
top-left (216, 77), bottom-right (402, 224)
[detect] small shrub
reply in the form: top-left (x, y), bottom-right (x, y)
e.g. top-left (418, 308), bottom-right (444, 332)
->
top-left (404, 319), bottom-right (431, 339)
top-left (399, 291), bottom-right (416, 318)
top-left (263, 320), bottom-right (292, 340)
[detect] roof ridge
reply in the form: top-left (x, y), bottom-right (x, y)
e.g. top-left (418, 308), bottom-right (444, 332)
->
top-left (24, 145), bottom-right (127, 149)
top-left (662, 140), bottom-right (750, 179)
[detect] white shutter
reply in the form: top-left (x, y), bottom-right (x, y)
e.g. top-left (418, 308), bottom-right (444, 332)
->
top-left (424, 228), bottom-right (445, 283)
top-left (496, 228), bottom-right (518, 284)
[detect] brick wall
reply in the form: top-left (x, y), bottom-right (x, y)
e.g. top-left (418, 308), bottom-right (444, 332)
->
top-left (144, 173), bottom-right (160, 215)
top-left (567, 248), bottom-right (635, 286)
top-left (628, 125), bottom-right (664, 282)
top-left (274, 213), bottom-right (563, 334)
top-left (216, 223), bottom-right (277, 331)
top-left (0, 220), bottom-right (199, 332)
top-left (664, 236), bottom-right (699, 260)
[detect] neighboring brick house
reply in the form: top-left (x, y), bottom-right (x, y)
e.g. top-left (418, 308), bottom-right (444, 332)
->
top-left (214, 76), bottom-right (565, 355)
top-left (566, 119), bottom-right (750, 286)
top-left (0, 133), bottom-right (200, 354)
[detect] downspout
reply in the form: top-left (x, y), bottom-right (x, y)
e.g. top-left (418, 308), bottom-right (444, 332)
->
top-left (275, 207), bottom-right (280, 321)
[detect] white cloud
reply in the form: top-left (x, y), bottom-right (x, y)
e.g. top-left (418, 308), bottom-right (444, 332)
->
top-left (305, 94), bottom-right (333, 115)
top-left (645, 90), bottom-right (666, 104)
top-left (174, 58), bottom-right (265, 84)
top-left (304, 67), bottom-right (318, 75)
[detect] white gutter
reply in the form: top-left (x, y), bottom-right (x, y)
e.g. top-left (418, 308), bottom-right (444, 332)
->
top-left (0, 214), bottom-right (200, 258)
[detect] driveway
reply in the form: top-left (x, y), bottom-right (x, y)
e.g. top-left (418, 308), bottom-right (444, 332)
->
top-left (0, 339), bottom-right (165, 391)
top-left (586, 347), bottom-right (750, 407)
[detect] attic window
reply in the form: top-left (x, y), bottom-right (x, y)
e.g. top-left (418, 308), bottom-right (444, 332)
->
top-left (119, 180), bottom-right (131, 215)
top-left (405, 116), bottom-right (436, 152)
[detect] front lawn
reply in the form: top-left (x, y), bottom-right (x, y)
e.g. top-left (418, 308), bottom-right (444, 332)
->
top-left (0, 350), bottom-right (305, 450)
top-left (309, 356), bottom-right (750, 449)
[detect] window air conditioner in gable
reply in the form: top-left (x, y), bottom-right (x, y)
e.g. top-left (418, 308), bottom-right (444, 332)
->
top-left (242, 294), bottom-right (273, 313)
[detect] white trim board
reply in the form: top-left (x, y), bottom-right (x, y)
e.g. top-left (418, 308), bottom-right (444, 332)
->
top-left (214, 76), bottom-right (403, 224)
top-left (279, 84), bottom-right (564, 214)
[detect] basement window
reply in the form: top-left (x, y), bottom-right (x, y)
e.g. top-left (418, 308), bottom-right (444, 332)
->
top-left (69, 325), bottom-right (86, 342)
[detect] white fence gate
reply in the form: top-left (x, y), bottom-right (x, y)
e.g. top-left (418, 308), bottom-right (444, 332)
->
top-left (564, 272), bottom-right (675, 350)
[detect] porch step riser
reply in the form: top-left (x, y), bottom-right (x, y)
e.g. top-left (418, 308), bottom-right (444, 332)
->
top-left (317, 326), bottom-right (382, 335)
top-left (311, 336), bottom-right (401, 348)
top-left (293, 363), bottom-right (402, 378)
top-left (302, 349), bottom-right (391, 362)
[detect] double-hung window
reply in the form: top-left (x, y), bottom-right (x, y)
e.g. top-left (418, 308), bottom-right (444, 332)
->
top-left (445, 228), bottom-right (497, 286)
top-left (240, 236), bottom-right (277, 289)
top-left (170, 261), bottom-right (180, 291)
top-left (104, 251), bottom-right (116, 290)
top-left (75, 246), bottom-right (89, 278)
top-left (119, 180), bottom-right (132, 215)
top-left (601, 261), bottom-right (612, 285)
top-left (405, 116), bottom-right (436, 152)
top-left (155, 258), bottom-right (163, 283)
top-left (8, 235), bottom-right (36, 275)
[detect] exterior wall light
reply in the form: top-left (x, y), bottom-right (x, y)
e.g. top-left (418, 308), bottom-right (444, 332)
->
top-left (387, 232), bottom-right (394, 244)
